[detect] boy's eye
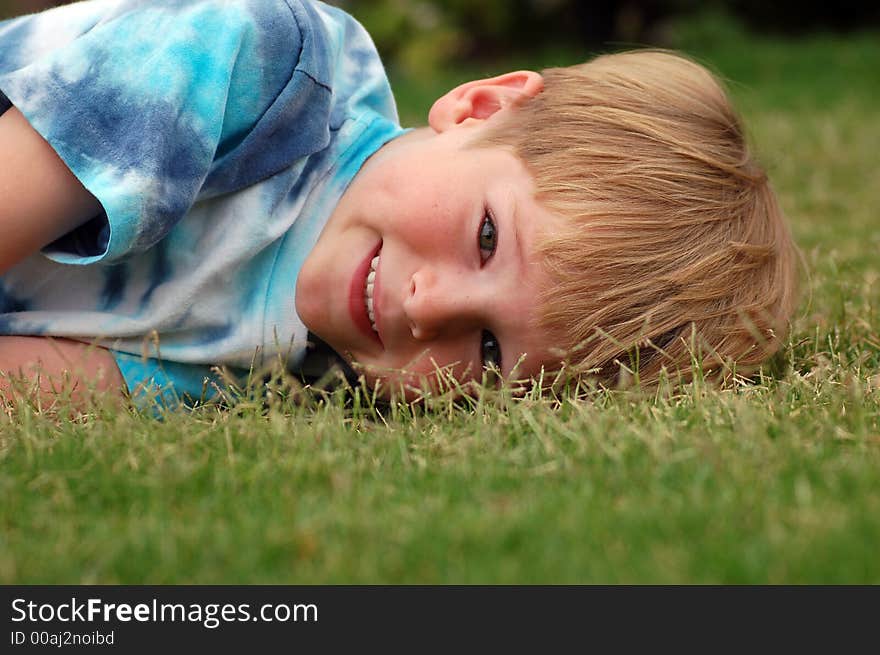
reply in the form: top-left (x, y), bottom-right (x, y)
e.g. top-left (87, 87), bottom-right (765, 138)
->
top-left (481, 329), bottom-right (502, 373)
top-left (478, 211), bottom-right (497, 263)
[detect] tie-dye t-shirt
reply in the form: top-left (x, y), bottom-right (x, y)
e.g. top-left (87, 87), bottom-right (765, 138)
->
top-left (0, 0), bottom-right (403, 404)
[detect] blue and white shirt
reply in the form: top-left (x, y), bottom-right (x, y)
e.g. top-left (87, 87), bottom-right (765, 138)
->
top-left (0, 0), bottom-right (403, 403)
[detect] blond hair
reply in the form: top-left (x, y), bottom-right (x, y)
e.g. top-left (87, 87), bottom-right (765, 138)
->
top-left (480, 50), bottom-right (798, 386)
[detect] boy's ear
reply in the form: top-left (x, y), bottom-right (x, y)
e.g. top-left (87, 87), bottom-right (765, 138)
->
top-left (428, 70), bottom-right (544, 132)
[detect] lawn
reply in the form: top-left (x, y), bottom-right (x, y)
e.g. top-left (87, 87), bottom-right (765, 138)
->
top-left (1, 18), bottom-right (879, 583)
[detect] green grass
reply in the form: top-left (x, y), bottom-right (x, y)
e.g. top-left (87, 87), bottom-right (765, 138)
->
top-left (2, 22), bottom-right (880, 583)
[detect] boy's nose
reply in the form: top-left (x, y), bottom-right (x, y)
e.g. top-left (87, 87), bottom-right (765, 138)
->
top-left (403, 268), bottom-right (481, 341)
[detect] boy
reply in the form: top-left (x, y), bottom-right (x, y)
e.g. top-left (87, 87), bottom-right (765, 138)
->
top-left (0, 0), bottom-right (797, 408)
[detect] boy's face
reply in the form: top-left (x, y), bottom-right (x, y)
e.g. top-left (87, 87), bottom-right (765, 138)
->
top-left (296, 71), bottom-right (560, 395)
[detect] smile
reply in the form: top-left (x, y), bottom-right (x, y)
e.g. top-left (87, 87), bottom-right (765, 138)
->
top-left (364, 253), bottom-right (379, 333)
top-left (348, 241), bottom-right (383, 347)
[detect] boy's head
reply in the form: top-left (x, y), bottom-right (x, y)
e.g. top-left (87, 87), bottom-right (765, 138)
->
top-left (296, 50), bottom-right (798, 395)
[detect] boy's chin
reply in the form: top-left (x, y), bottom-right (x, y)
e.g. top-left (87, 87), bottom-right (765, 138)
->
top-left (350, 363), bottom-right (508, 403)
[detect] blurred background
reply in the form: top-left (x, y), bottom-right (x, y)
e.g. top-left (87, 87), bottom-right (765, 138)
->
top-left (334, 0), bottom-right (880, 74)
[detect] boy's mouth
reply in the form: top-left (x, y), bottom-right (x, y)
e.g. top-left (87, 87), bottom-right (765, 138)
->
top-left (348, 241), bottom-right (383, 347)
top-left (364, 252), bottom-right (380, 333)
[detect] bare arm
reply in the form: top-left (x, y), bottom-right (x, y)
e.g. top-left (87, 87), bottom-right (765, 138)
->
top-left (0, 337), bottom-right (126, 410)
top-left (0, 109), bottom-right (123, 407)
top-left (0, 106), bottom-right (102, 275)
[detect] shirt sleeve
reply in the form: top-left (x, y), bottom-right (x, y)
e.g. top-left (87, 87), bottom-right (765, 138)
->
top-left (111, 349), bottom-right (244, 410)
top-left (0, 0), bottom-right (329, 265)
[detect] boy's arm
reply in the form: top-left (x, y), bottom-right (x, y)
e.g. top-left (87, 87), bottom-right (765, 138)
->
top-left (0, 107), bottom-right (102, 275)
top-left (0, 337), bottom-right (126, 408)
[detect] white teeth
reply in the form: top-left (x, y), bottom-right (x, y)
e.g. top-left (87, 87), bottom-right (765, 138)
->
top-left (363, 250), bottom-right (380, 334)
